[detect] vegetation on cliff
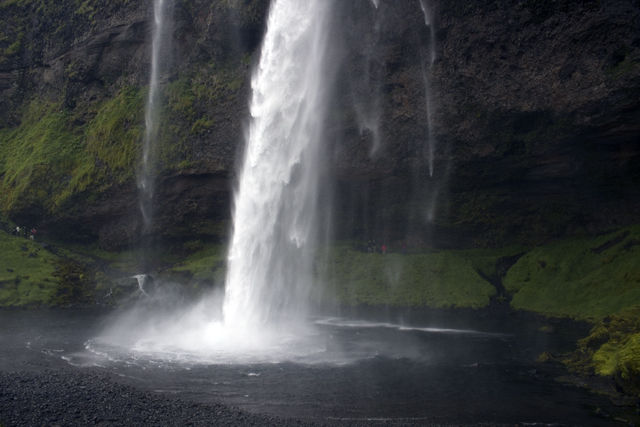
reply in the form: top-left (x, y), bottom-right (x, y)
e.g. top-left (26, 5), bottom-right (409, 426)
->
top-left (0, 88), bottom-right (144, 216)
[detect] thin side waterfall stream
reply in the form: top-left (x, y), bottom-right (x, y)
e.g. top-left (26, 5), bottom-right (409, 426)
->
top-left (419, 0), bottom-right (437, 177)
top-left (138, 0), bottom-right (167, 231)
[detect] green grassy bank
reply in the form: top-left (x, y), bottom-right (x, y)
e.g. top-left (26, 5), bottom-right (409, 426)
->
top-left (0, 230), bottom-right (61, 307)
top-left (504, 224), bottom-right (640, 321)
top-left (0, 231), bottom-right (227, 308)
top-left (320, 245), bottom-right (525, 308)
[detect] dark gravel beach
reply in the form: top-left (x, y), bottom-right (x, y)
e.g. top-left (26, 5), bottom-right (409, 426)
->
top-left (0, 369), bottom-right (514, 427)
top-left (0, 369), bottom-right (327, 427)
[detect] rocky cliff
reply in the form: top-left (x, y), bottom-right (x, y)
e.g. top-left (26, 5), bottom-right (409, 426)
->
top-left (0, 0), bottom-right (639, 250)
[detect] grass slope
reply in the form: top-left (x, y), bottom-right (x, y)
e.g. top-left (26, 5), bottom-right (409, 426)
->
top-left (320, 246), bottom-right (515, 308)
top-left (159, 241), bottom-right (227, 292)
top-left (504, 224), bottom-right (640, 320)
top-left (0, 230), bottom-right (61, 307)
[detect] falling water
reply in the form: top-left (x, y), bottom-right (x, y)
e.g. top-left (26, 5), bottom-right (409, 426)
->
top-left (138, 0), bottom-right (168, 230)
top-left (419, 0), bottom-right (437, 177)
top-left (93, 0), bottom-right (335, 362)
top-left (356, 0), bottom-right (383, 157)
top-left (223, 0), bottom-right (334, 330)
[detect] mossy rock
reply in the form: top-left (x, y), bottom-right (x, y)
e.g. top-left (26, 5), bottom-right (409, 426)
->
top-left (52, 261), bottom-right (95, 306)
top-left (564, 305), bottom-right (640, 397)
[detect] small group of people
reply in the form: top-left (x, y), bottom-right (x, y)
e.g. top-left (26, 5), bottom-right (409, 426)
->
top-left (365, 240), bottom-right (407, 255)
top-left (12, 226), bottom-right (36, 241)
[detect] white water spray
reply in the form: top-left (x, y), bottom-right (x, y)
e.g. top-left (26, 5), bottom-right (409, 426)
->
top-left (224, 0), bottom-right (334, 330)
top-left (138, 0), bottom-right (168, 229)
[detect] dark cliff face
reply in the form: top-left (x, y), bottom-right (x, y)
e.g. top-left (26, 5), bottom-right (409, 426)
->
top-left (329, 0), bottom-right (640, 248)
top-left (0, 0), bottom-right (639, 250)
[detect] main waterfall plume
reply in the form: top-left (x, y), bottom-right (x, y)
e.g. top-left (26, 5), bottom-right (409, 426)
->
top-left (224, 0), bottom-right (334, 329)
top-left (96, 0), bottom-right (337, 360)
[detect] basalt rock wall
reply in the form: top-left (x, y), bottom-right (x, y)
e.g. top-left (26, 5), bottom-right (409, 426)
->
top-left (329, 0), bottom-right (640, 248)
top-left (0, 0), bottom-right (639, 250)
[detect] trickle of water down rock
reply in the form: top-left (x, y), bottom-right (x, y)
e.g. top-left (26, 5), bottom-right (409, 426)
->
top-left (224, 0), bottom-right (334, 331)
top-left (138, 0), bottom-right (168, 231)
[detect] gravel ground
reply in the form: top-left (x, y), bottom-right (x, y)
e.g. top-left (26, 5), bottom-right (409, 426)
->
top-left (0, 370), bottom-right (323, 427)
top-left (0, 369), bottom-right (513, 427)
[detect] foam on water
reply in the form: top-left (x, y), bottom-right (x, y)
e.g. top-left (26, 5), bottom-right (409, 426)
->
top-left (315, 318), bottom-right (511, 338)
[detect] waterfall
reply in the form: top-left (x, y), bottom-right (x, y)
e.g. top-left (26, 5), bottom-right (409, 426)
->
top-left (138, 0), bottom-right (168, 230)
top-left (419, 0), bottom-right (437, 177)
top-left (223, 0), bottom-right (334, 330)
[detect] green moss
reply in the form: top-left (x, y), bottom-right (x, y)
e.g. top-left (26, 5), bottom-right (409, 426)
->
top-left (321, 246), bottom-right (497, 308)
top-left (52, 261), bottom-right (95, 305)
top-left (3, 33), bottom-right (23, 57)
top-left (0, 101), bottom-right (83, 213)
top-left (0, 230), bottom-right (62, 307)
top-left (0, 87), bottom-right (143, 215)
top-left (190, 118), bottom-right (214, 135)
top-left (70, 86), bottom-right (144, 192)
top-left (564, 305), bottom-right (640, 397)
top-left (166, 79), bottom-right (196, 120)
top-left (504, 224), bottom-right (640, 320)
top-left (160, 243), bottom-right (227, 291)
